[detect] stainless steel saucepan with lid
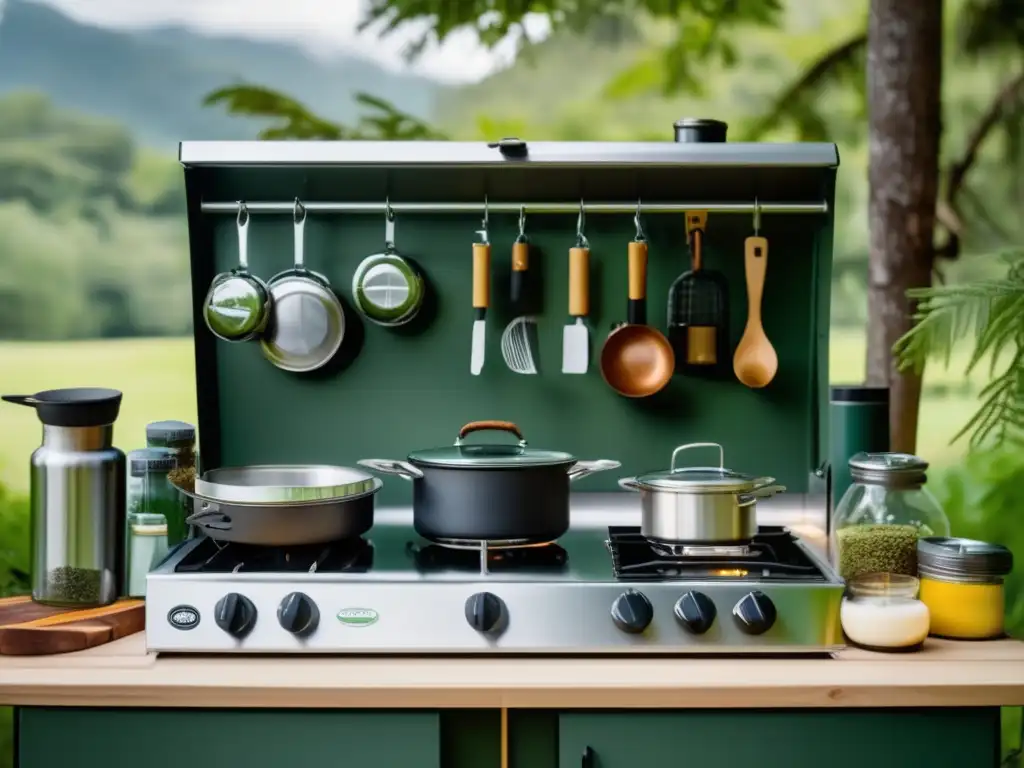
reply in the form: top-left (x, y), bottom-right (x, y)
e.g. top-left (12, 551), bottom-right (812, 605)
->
top-left (618, 442), bottom-right (785, 544)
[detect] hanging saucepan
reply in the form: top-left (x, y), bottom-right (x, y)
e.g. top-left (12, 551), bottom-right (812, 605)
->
top-left (618, 442), bottom-right (785, 545)
top-left (203, 202), bottom-right (273, 342)
top-left (351, 200), bottom-right (425, 327)
top-left (259, 199), bottom-right (346, 373)
top-left (359, 421), bottom-right (620, 543)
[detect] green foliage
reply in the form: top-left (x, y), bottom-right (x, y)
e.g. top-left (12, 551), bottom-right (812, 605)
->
top-left (895, 250), bottom-right (1024, 448)
top-left (204, 85), bottom-right (445, 140)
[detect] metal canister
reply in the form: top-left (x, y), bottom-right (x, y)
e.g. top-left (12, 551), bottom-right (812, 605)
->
top-left (2, 388), bottom-right (127, 607)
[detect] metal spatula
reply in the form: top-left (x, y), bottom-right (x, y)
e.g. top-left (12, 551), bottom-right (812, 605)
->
top-left (470, 206), bottom-right (490, 376)
top-left (562, 206), bottom-right (591, 374)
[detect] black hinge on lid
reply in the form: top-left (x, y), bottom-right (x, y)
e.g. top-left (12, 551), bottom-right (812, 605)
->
top-left (581, 746), bottom-right (595, 767)
top-left (488, 137), bottom-right (528, 159)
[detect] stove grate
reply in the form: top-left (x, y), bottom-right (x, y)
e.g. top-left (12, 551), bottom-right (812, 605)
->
top-left (607, 526), bottom-right (824, 582)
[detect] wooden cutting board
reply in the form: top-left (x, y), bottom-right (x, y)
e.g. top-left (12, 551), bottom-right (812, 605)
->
top-left (0, 595), bottom-right (145, 655)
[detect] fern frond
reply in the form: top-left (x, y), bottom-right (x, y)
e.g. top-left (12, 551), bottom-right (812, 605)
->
top-left (895, 248), bottom-right (1024, 448)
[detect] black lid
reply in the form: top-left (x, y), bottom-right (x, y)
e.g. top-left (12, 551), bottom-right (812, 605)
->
top-left (2, 388), bottom-right (123, 427)
top-left (129, 447), bottom-right (177, 476)
top-left (673, 118), bottom-right (728, 143)
top-left (830, 385), bottom-right (890, 404)
top-left (146, 420), bottom-right (196, 443)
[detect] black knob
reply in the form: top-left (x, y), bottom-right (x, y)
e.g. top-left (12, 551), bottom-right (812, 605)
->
top-left (733, 591), bottom-right (777, 635)
top-left (278, 592), bottom-right (320, 638)
top-left (214, 593), bottom-right (257, 639)
top-left (674, 591), bottom-right (717, 634)
top-left (465, 592), bottom-right (504, 633)
top-left (611, 590), bottom-right (653, 634)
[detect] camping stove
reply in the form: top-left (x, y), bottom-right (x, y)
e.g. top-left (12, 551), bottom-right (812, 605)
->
top-left (146, 500), bottom-right (844, 655)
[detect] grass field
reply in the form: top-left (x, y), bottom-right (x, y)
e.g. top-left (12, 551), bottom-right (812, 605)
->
top-left (0, 330), bottom-right (983, 492)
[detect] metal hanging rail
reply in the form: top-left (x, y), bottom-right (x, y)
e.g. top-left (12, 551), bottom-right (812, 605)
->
top-left (200, 200), bottom-right (828, 215)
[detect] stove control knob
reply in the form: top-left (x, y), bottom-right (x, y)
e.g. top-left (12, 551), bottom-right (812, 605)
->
top-left (733, 591), bottom-right (776, 635)
top-left (674, 591), bottom-right (717, 634)
top-left (611, 590), bottom-right (653, 634)
top-left (214, 593), bottom-right (257, 639)
top-left (465, 592), bottom-right (504, 633)
top-left (278, 592), bottom-right (320, 638)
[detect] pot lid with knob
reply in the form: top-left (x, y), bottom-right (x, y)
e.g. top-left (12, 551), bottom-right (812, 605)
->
top-left (627, 442), bottom-right (776, 494)
top-left (406, 421), bottom-right (578, 469)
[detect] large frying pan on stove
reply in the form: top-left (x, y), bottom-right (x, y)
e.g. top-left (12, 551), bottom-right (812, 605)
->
top-left (171, 465), bottom-right (381, 546)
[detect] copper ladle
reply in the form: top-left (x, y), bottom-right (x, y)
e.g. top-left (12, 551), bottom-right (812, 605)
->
top-left (600, 207), bottom-right (675, 397)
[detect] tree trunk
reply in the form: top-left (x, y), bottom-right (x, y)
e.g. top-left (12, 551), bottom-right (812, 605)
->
top-left (865, 0), bottom-right (943, 454)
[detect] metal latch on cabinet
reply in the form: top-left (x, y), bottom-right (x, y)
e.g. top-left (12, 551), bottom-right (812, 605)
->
top-left (488, 138), bottom-right (528, 159)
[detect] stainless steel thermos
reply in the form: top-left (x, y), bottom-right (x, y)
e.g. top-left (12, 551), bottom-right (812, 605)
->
top-left (2, 388), bottom-right (127, 607)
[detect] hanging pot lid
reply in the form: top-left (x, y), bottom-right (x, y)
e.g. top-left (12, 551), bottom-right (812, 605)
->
top-left (407, 421), bottom-right (576, 469)
top-left (630, 442), bottom-right (772, 493)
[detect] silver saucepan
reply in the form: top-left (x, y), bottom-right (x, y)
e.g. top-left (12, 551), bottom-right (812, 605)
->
top-left (617, 442), bottom-right (785, 544)
top-left (172, 464), bottom-right (381, 545)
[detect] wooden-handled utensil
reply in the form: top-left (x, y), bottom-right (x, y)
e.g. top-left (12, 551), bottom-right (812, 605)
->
top-left (562, 204), bottom-right (591, 374)
top-left (470, 209), bottom-right (490, 376)
top-left (733, 233), bottom-right (778, 388)
top-left (600, 232), bottom-right (675, 397)
top-left (500, 225), bottom-right (538, 374)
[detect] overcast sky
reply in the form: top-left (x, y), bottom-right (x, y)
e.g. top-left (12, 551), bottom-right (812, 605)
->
top-left (15, 0), bottom-right (549, 83)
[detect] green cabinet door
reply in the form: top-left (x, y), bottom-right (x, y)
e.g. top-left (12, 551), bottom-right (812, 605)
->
top-left (559, 710), bottom-right (1000, 768)
top-left (18, 708), bottom-right (440, 768)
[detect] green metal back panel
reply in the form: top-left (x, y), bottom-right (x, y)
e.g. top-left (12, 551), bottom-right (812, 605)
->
top-left (185, 154), bottom-right (837, 505)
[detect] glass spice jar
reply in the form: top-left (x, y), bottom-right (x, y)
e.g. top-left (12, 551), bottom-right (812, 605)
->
top-left (840, 573), bottom-right (930, 652)
top-left (146, 421), bottom-right (196, 546)
top-left (126, 512), bottom-right (169, 598)
top-left (126, 447), bottom-right (178, 527)
top-left (918, 537), bottom-right (1014, 640)
top-left (830, 453), bottom-right (950, 582)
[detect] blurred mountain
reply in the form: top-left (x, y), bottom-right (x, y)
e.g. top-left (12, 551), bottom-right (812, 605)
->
top-left (0, 0), bottom-right (443, 151)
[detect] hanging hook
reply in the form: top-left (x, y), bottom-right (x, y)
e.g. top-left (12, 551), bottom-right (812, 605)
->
top-left (477, 195), bottom-right (490, 245)
top-left (634, 198), bottom-right (646, 242)
top-left (575, 198), bottom-right (589, 248)
top-left (236, 200), bottom-right (249, 228)
top-left (293, 197), bottom-right (306, 225)
top-left (753, 196), bottom-right (761, 235)
top-left (516, 205), bottom-right (527, 243)
top-left (384, 196), bottom-right (396, 250)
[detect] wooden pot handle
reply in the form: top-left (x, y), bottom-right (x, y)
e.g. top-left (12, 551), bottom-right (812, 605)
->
top-left (457, 420), bottom-right (525, 444)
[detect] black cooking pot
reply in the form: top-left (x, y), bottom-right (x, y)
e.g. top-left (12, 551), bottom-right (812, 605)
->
top-left (359, 421), bottom-right (620, 542)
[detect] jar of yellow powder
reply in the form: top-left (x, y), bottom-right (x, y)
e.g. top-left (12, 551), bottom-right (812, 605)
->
top-left (918, 537), bottom-right (1014, 640)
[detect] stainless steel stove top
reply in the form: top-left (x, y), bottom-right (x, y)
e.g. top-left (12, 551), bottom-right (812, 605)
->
top-left (146, 498), bottom-right (844, 655)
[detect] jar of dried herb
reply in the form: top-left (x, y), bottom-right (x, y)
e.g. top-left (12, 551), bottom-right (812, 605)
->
top-left (146, 420), bottom-right (196, 471)
top-left (831, 453), bottom-right (950, 582)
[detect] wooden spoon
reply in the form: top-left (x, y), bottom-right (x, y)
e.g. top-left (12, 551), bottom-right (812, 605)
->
top-left (733, 235), bottom-right (778, 388)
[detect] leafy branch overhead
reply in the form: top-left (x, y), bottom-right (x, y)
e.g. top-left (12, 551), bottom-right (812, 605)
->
top-left (203, 85), bottom-right (444, 140)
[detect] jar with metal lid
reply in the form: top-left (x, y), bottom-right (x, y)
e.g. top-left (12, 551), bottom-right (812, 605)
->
top-left (840, 572), bottom-right (930, 652)
top-left (918, 537), bottom-right (1014, 640)
top-left (126, 513), bottom-right (169, 597)
top-left (830, 452), bottom-right (950, 582)
top-left (146, 420), bottom-right (196, 471)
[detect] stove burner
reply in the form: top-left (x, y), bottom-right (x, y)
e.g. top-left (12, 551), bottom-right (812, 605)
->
top-left (649, 540), bottom-right (753, 558)
top-left (607, 526), bottom-right (823, 582)
top-left (411, 538), bottom-right (567, 575)
top-left (174, 536), bottom-right (374, 574)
